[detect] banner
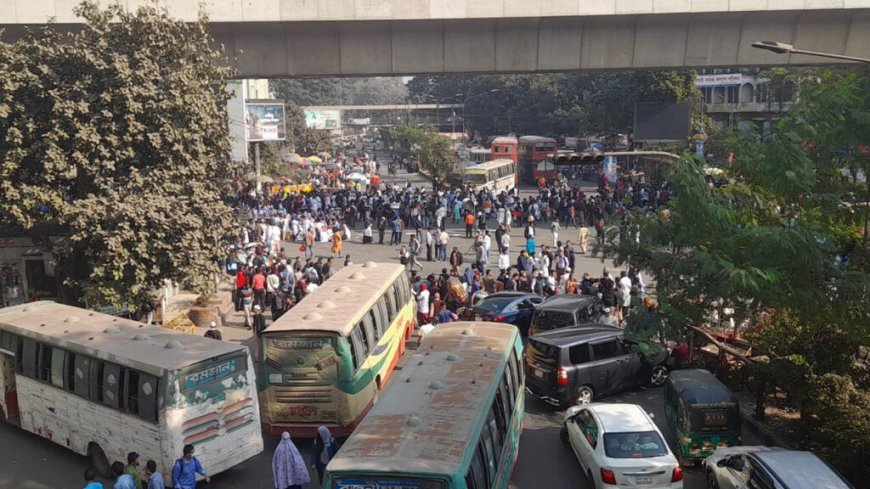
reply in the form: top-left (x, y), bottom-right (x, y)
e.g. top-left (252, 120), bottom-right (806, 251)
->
top-left (304, 109), bottom-right (341, 129)
top-left (603, 155), bottom-right (618, 183)
top-left (245, 102), bottom-right (286, 142)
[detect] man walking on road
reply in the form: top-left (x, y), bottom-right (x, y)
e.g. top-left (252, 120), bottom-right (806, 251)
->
top-left (172, 444), bottom-right (210, 489)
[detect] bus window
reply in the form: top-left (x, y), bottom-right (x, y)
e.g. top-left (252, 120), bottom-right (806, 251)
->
top-left (102, 363), bottom-right (121, 409)
top-left (138, 373), bottom-right (158, 421)
top-left (481, 421), bottom-right (497, 485)
top-left (38, 344), bottom-right (52, 382)
top-left (504, 358), bottom-right (516, 406)
top-left (374, 300), bottom-right (388, 338)
top-left (50, 347), bottom-right (65, 388)
top-left (384, 288), bottom-right (396, 317)
top-left (487, 408), bottom-right (503, 458)
top-left (0, 330), bottom-right (15, 353)
top-left (351, 326), bottom-right (367, 367)
top-left (18, 338), bottom-right (36, 377)
top-left (126, 370), bottom-right (140, 414)
top-left (465, 445), bottom-right (488, 489)
top-left (66, 352), bottom-right (76, 392)
top-left (73, 355), bottom-right (90, 398)
top-left (364, 311), bottom-right (378, 344)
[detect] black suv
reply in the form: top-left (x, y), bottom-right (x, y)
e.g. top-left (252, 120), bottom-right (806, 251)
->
top-left (528, 295), bottom-right (599, 337)
top-left (524, 325), bottom-right (669, 407)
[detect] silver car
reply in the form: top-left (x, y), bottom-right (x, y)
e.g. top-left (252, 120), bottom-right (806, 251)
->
top-left (704, 446), bottom-right (853, 489)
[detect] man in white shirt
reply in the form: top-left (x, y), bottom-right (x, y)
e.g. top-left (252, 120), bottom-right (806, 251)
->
top-left (413, 283), bottom-right (431, 325)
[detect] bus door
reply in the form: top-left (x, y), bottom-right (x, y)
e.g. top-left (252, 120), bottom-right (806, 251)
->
top-left (0, 350), bottom-right (20, 425)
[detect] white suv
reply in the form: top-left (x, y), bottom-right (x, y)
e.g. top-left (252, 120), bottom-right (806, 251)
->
top-left (561, 403), bottom-right (683, 488)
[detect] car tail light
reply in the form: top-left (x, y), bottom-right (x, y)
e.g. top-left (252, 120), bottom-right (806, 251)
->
top-left (671, 466), bottom-right (683, 482)
top-left (600, 468), bottom-right (617, 485)
top-left (556, 368), bottom-right (568, 385)
top-left (492, 315), bottom-right (506, 322)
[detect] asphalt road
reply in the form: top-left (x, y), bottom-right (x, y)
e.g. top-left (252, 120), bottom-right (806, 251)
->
top-left (0, 383), bottom-right (762, 489)
top-left (0, 157), bottom-right (762, 488)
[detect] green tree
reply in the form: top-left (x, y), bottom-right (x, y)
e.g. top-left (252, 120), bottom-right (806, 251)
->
top-left (0, 1), bottom-right (235, 308)
top-left (606, 71), bottom-right (870, 484)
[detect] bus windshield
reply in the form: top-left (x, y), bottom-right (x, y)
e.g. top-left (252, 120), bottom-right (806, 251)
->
top-left (264, 334), bottom-right (339, 386)
top-left (334, 476), bottom-right (447, 489)
top-left (464, 173), bottom-right (488, 184)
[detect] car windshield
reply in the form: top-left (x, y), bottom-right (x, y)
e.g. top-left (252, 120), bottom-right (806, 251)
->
top-left (475, 296), bottom-right (517, 314)
top-left (603, 431), bottom-right (669, 459)
top-left (532, 310), bottom-right (575, 332)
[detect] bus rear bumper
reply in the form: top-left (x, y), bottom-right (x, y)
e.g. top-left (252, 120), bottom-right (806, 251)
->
top-left (261, 418), bottom-right (363, 438)
top-left (204, 436), bottom-right (264, 477)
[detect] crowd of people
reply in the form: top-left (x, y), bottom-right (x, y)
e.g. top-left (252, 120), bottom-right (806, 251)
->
top-left (82, 426), bottom-right (342, 489)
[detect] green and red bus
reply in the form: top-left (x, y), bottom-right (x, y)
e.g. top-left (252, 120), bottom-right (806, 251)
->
top-left (258, 262), bottom-right (416, 437)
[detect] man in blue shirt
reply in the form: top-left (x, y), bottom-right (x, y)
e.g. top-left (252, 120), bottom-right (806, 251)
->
top-left (145, 460), bottom-right (164, 489)
top-left (112, 461), bottom-right (135, 489)
top-left (82, 468), bottom-right (103, 489)
top-left (172, 444), bottom-right (210, 489)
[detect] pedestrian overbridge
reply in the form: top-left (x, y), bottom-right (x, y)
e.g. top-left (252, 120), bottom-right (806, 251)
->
top-left (2, 1), bottom-right (869, 76)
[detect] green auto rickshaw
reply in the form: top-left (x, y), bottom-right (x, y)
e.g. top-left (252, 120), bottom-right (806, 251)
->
top-left (664, 369), bottom-right (742, 465)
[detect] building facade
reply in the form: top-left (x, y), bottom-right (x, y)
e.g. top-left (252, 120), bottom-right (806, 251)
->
top-left (696, 69), bottom-right (797, 132)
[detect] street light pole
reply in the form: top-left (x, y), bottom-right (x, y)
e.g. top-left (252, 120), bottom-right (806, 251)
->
top-left (751, 40), bottom-right (870, 246)
top-left (751, 41), bottom-right (870, 64)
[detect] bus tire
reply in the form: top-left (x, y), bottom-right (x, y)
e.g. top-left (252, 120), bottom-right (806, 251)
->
top-left (87, 442), bottom-right (111, 478)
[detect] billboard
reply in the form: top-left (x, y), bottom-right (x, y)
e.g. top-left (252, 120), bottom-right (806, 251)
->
top-left (305, 109), bottom-right (341, 130)
top-left (633, 102), bottom-right (691, 142)
top-left (245, 101), bottom-right (286, 142)
top-left (695, 73), bottom-right (743, 87)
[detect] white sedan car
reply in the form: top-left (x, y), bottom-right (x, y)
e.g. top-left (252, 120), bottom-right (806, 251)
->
top-left (561, 403), bottom-right (683, 488)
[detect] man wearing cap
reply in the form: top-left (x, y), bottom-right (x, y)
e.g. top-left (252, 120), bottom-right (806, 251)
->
top-left (204, 321), bottom-right (222, 341)
top-left (600, 307), bottom-right (619, 327)
top-left (253, 305), bottom-right (267, 337)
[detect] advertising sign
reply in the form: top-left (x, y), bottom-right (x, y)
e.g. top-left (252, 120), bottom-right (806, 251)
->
top-left (182, 357), bottom-right (243, 390)
top-left (305, 109), bottom-right (342, 130)
top-left (695, 73), bottom-right (743, 87)
top-left (603, 155), bottom-right (617, 183)
top-left (245, 101), bottom-right (286, 142)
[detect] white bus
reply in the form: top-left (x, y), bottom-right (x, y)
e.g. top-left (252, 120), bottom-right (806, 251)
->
top-left (463, 158), bottom-right (517, 192)
top-left (0, 301), bottom-right (263, 484)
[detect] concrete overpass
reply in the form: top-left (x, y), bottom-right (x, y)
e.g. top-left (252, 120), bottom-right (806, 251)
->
top-left (2, 1), bottom-right (869, 76)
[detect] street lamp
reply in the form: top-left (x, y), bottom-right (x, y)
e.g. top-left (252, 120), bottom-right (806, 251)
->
top-left (752, 41), bottom-right (870, 245)
top-left (750, 41), bottom-right (870, 64)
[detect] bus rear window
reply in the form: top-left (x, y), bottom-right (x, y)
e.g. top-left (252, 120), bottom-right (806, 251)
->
top-left (334, 476), bottom-right (446, 489)
top-left (532, 310), bottom-right (575, 332)
top-left (263, 334), bottom-right (338, 385)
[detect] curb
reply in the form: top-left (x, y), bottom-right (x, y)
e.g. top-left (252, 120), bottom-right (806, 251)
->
top-left (739, 410), bottom-right (795, 449)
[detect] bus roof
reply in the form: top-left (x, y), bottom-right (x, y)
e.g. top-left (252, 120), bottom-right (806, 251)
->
top-left (263, 262), bottom-right (405, 336)
top-left (0, 301), bottom-right (245, 376)
top-left (518, 135), bottom-right (556, 144)
top-left (491, 136), bottom-right (518, 145)
top-left (327, 321), bottom-right (518, 477)
top-left (464, 158), bottom-right (515, 174)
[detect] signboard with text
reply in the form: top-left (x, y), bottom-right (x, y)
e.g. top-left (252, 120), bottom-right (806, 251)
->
top-left (305, 109), bottom-right (342, 130)
top-left (695, 73), bottom-right (743, 87)
top-left (245, 101), bottom-right (286, 142)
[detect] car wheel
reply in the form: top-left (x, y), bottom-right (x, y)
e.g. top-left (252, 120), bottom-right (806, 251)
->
top-left (575, 385), bottom-right (594, 405)
top-left (706, 470), bottom-right (720, 489)
top-left (650, 365), bottom-right (669, 387)
top-left (560, 427), bottom-right (570, 447)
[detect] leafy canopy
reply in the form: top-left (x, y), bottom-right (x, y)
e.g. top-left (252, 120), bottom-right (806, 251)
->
top-left (0, 1), bottom-right (235, 307)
